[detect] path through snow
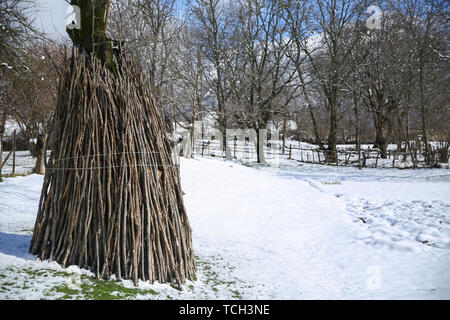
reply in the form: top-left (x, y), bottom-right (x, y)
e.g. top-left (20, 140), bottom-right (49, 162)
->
top-left (182, 159), bottom-right (450, 299)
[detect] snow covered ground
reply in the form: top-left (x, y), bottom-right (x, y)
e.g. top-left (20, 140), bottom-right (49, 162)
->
top-left (0, 157), bottom-right (449, 299)
top-left (1, 151), bottom-right (37, 175)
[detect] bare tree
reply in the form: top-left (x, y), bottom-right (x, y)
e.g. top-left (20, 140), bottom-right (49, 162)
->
top-left (2, 42), bottom-right (65, 173)
top-left (400, 0), bottom-right (448, 162)
top-left (110, 0), bottom-right (183, 129)
top-left (169, 22), bottom-right (211, 157)
top-left (0, 0), bottom-right (40, 68)
top-left (1, 0), bottom-right (41, 178)
top-left (286, 0), bottom-right (366, 162)
top-left (189, 0), bottom-right (240, 154)
top-left (229, 0), bottom-right (297, 163)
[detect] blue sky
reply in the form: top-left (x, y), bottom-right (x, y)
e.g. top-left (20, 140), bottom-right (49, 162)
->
top-left (33, 0), bottom-right (71, 40)
top-left (33, 0), bottom-right (187, 40)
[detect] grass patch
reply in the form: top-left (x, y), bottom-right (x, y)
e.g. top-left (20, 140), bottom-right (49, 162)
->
top-left (322, 181), bottom-right (342, 185)
top-left (195, 255), bottom-right (247, 299)
top-left (231, 289), bottom-right (243, 299)
top-left (20, 228), bottom-right (34, 235)
top-left (53, 276), bottom-right (160, 300)
top-left (53, 285), bottom-right (81, 300)
top-left (1, 266), bottom-right (160, 300)
top-left (1, 256), bottom-right (246, 300)
top-left (1, 171), bottom-right (33, 179)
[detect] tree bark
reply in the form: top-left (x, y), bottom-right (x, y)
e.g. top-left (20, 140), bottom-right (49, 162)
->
top-left (373, 111), bottom-right (387, 159)
top-left (256, 127), bottom-right (267, 164)
top-left (34, 134), bottom-right (46, 175)
top-left (67, 0), bottom-right (116, 72)
top-left (327, 103), bottom-right (338, 163)
top-left (353, 95), bottom-right (361, 169)
top-left (0, 112), bottom-right (5, 181)
top-left (419, 64), bottom-right (431, 163)
top-left (282, 117), bottom-right (287, 154)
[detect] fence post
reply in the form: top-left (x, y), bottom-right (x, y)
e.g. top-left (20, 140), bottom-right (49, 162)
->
top-left (288, 144), bottom-right (292, 160)
top-left (375, 151), bottom-right (379, 168)
top-left (244, 137), bottom-right (249, 164)
top-left (12, 130), bottom-right (16, 175)
top-left (358, 145), bottom-right (361, 169)
top-left (392, 151), bottom-right (396, 168)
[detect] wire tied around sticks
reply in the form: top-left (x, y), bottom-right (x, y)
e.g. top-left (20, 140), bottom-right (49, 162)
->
top-left (53, 151), bottom-right (168, 162)
top-left (46, 151), bottom-right (180, 171)
top-left (46, 164), bottom-right (180, 171)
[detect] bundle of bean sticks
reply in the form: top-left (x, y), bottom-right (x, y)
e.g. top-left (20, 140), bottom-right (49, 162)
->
top-left (30, 52), bottom-right (196, 286)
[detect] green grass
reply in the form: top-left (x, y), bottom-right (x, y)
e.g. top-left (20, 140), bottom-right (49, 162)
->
top-left (20, 228), bottom-right (34, 235)
top-left (322, 181), bottom-right (342, 185)
top-left (0, 171), bottom-right (34, 179)
top-left (195, 255), bottom-right (244, 299)
top-left (1, 255), bottom-right (247, 300)
top-left (230, 289), bottom-right (243, 299)
top-left (0, 266), bottom-right (160, 300)
top-left (53, 276), bottom-right (160, 300)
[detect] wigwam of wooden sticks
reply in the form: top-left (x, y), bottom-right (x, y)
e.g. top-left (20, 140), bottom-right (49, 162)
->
top-left (30, 51), bottom-right (196, 286)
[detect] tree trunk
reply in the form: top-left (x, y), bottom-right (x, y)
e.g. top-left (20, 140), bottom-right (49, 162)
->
top-left (0, 113), bottom-right (5, 181)
top-left (404, 110), bottom-right (416, 167)
top-left (256, 127), bottom-right (267, 164)
top-left (327, 104), bottom-right (338, 163)
top-left (185, 129), bottom-right (193, 159)
top-left (282, 117), bottom-right (287, 154)
top-left (419, 65), bottom-right (431, 163)
top-left (34, 134), bottom-right (46, 175)
top-left (67, 1), bottom-right (115, 67)
top-left (353, 95), bottom-right (361, 169)
top-left (298, 70), bottom-right (328, 159)
top-left (373, 112), bottom-right (387, 159)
